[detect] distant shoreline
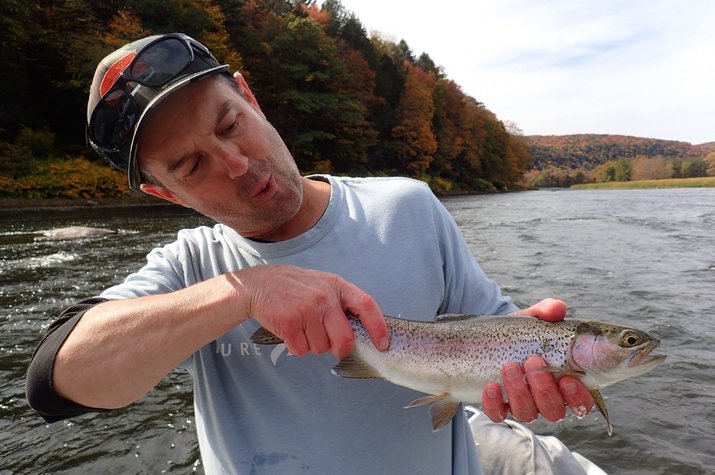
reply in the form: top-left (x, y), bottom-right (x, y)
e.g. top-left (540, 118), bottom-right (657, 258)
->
top-left (571, 176), bottom-right (715, 190)
top-left (0, 196), bottom-right (167, 212)
top-left (0, 189), bottom-right (499, 211)
top-left (3, 177), bottom-right (714, 211)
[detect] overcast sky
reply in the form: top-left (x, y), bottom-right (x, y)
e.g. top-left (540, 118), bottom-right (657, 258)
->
top-left (331, 0), bottom-right (715, 144)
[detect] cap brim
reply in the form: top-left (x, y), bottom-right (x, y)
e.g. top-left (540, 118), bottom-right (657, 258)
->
top-left (126, 64), bottom-right (230, 190)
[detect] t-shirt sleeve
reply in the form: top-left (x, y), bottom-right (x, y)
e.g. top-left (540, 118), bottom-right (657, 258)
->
top-left (25, 229), bottom-right (209, 422)
top-left (25, 297), bottom-right (112, 423)
top-left (428, 193), bottom-right (519, 316)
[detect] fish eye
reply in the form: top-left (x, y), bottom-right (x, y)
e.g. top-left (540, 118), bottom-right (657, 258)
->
top-left (621, 331), bottom-right (642, 348)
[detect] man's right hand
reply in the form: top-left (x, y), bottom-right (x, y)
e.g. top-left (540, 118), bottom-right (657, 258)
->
top-left (231, 265), bottom-right (389, 359)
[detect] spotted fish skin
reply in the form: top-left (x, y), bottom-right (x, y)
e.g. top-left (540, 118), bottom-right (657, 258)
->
top-left (251, 313), bottom-right (665, 433)
top-left (341, 314), bottom-right (580, 404)
top-left (330, 313), bottom-right (665, 433)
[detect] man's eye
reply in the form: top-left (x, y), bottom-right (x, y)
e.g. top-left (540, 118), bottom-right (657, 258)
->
top-left (221, 114), bottom-right (242, 135)
top-left (224, 120), bottom-right (237, 133)
top-left (184, 156), bottom-right (202, 178)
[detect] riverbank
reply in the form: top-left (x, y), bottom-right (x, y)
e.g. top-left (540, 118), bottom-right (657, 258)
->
top-left (571, 176), bottom-right (715, 189)
top-left (0, 195), bottom-right (165, 212)
top-left (4, 176), bottom-right (714, 210)
top-left (0, 182), bottom-right (503, 211)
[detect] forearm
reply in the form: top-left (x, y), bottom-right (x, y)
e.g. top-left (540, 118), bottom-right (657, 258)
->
top-left (46, 263), bottom-right (387, 412)
top-left (53, 272), bottom-right (250, 409)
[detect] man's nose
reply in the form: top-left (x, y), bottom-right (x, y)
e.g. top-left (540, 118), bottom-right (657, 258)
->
top-left (218, 148), bottom-right (249, 179)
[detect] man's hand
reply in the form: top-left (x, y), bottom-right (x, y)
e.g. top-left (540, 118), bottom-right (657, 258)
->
top-left (481, 298), bottom-right (594, 423)
top-left (232, 265), bottom-right (389, 360)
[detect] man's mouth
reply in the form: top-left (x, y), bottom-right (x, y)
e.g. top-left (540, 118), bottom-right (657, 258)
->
top-left (251, 175), bottom-right (276, 201)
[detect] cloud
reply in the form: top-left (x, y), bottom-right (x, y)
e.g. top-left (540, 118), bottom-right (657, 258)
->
top-left (331, 0), bottom-right (715, 143)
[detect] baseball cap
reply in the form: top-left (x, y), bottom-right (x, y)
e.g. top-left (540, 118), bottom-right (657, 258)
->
top-left (87, 33), bottom-right (230, 189)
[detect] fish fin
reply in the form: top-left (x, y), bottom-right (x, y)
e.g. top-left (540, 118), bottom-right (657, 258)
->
top-left (435, 313), bottom-right (475, 323)
top-left (403, 393), bottom-right (459, 431)
top-left (590, 388), bottom-right (614, 436)
top-left (331, 353), bottom-right (381, 379)
top-left (404, 392), bottom-right (451, 409)
top-left (250, 327), bottom-right (284, 345)
top-left (429, 397), bottom-right (461, 431)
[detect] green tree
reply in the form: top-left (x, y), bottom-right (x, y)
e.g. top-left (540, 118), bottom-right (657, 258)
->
top-left (0, 0), bottom-right (39, 137)
top-left (479, 111), bottom-right (513, 189)
top-left (330, 48), bottom-right (380, 172)
top-left (415, 52), bottom-right (442, 77)
top-left (596, 158), bottom-right (632, 182)
top-left (319, 1), bottom-right (377, 68)
top-left (705, 152), bottom-right (715, 176)
top-left (680, 158), bottom-right (707, 178)
top-left (368, 36), bottom-right (406, 165)
top-left (241, 13), bottom-right (369, 172)
top-left (454, 97), bottom-right (487, 188)
top-left (431, 79), bottom-right (461, 179)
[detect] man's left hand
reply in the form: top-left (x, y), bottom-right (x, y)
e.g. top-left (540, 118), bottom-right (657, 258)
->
top-left (481, 298), bottom-right (595, 423)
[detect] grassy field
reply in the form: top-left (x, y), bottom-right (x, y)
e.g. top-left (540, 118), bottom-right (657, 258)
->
top-left (571, 176), bottom-right (715, 190)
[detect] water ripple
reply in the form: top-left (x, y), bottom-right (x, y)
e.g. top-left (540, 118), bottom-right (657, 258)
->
top-left (2, 191), bottom-right (714, 474)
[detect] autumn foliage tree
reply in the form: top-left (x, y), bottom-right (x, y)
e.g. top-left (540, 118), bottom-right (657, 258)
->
top-left (391, 64), bottom-right (437, 175)
top-left (2, 0), bottom-right (537, 198)
top-left (631, 155), bottom-right (673, 180)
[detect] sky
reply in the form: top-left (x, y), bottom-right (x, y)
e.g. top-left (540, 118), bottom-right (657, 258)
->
top-left (330, 0), bottom-right (715, 144)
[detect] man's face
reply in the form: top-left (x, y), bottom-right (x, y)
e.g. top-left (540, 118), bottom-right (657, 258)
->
top-left (137, 76), bottom-right (304, 240)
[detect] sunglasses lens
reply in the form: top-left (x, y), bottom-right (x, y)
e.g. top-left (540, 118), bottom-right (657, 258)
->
top-left (91, 89), bottom-right (139, 155)
top-left (131, 38), bottom-right (192, 87)
top-left (88, 35), bottom-right (220, 173)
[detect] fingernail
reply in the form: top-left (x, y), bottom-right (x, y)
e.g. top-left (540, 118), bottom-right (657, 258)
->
top-left (505, 366), bottom-right (521, 381)
top-left (486, 388), bottom-right (501, 400)
top-left (563, 381), bottom-right (578, 395)
top-left (572, 405), bottom-right (588, 418)
top-left (378, 337), bottom-right (389, 351)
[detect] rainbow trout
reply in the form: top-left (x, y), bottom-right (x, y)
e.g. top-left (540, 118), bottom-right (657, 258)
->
top-left (251, 313), bottom-right (665, 434)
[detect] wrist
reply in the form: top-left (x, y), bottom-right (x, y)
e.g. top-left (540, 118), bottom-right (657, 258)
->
top-left (219, 268), bottom-right (258, 324)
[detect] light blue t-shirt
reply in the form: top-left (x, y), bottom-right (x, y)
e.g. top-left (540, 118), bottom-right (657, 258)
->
top-left (102, 176), bottom-right (517, 474)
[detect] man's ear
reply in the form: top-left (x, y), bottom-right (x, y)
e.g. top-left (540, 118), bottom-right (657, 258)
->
top-left (233, 72), bottom-right (265, 119)
top-left (140, 184), bottom-right (187, 207)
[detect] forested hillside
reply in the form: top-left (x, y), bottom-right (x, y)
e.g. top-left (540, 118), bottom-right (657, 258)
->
top-left (526, 134), bottom-right (710, 170)
top-left (0, 0), bottom-right (532, 199)
top-left (523, 134), bottom-right (715, 187)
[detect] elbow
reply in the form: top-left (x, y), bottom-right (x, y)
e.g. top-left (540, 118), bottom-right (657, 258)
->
top-left (25, 297), bottom-right (115, 421)
top-left (25, 342), bottom-right (112, 422)
top-left (25, 352), bottom-right (56, 418)
top-left (24, 348), bottom-right (89, 422)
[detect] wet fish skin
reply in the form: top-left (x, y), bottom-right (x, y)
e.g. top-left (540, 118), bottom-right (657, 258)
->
top-left (251, 313), bottom-right (666, 433)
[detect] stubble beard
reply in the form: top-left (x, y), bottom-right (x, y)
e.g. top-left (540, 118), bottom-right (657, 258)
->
top-left (219, 127), bottom-right (304, 238)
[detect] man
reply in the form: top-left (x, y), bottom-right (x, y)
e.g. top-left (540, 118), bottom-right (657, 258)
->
top-left (26, 33), bottom-right (595, 474)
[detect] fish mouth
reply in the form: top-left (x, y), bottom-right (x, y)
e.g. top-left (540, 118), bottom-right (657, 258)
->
top-left (628, 340), bottom-right (666, 367)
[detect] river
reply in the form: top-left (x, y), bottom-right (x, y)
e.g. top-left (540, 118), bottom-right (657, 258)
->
top-left (1, 188), bottom-right (713, 474)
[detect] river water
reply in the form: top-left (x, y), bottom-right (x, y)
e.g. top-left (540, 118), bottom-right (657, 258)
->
top-left (1, 188), bottom-right (713, 474)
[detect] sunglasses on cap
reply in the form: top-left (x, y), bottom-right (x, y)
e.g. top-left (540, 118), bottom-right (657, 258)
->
top-left (87, 33), bottom-right (229, 189)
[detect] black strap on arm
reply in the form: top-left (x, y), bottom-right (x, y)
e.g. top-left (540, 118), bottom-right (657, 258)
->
top-left (26, 297), bottom-right (111, 422)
